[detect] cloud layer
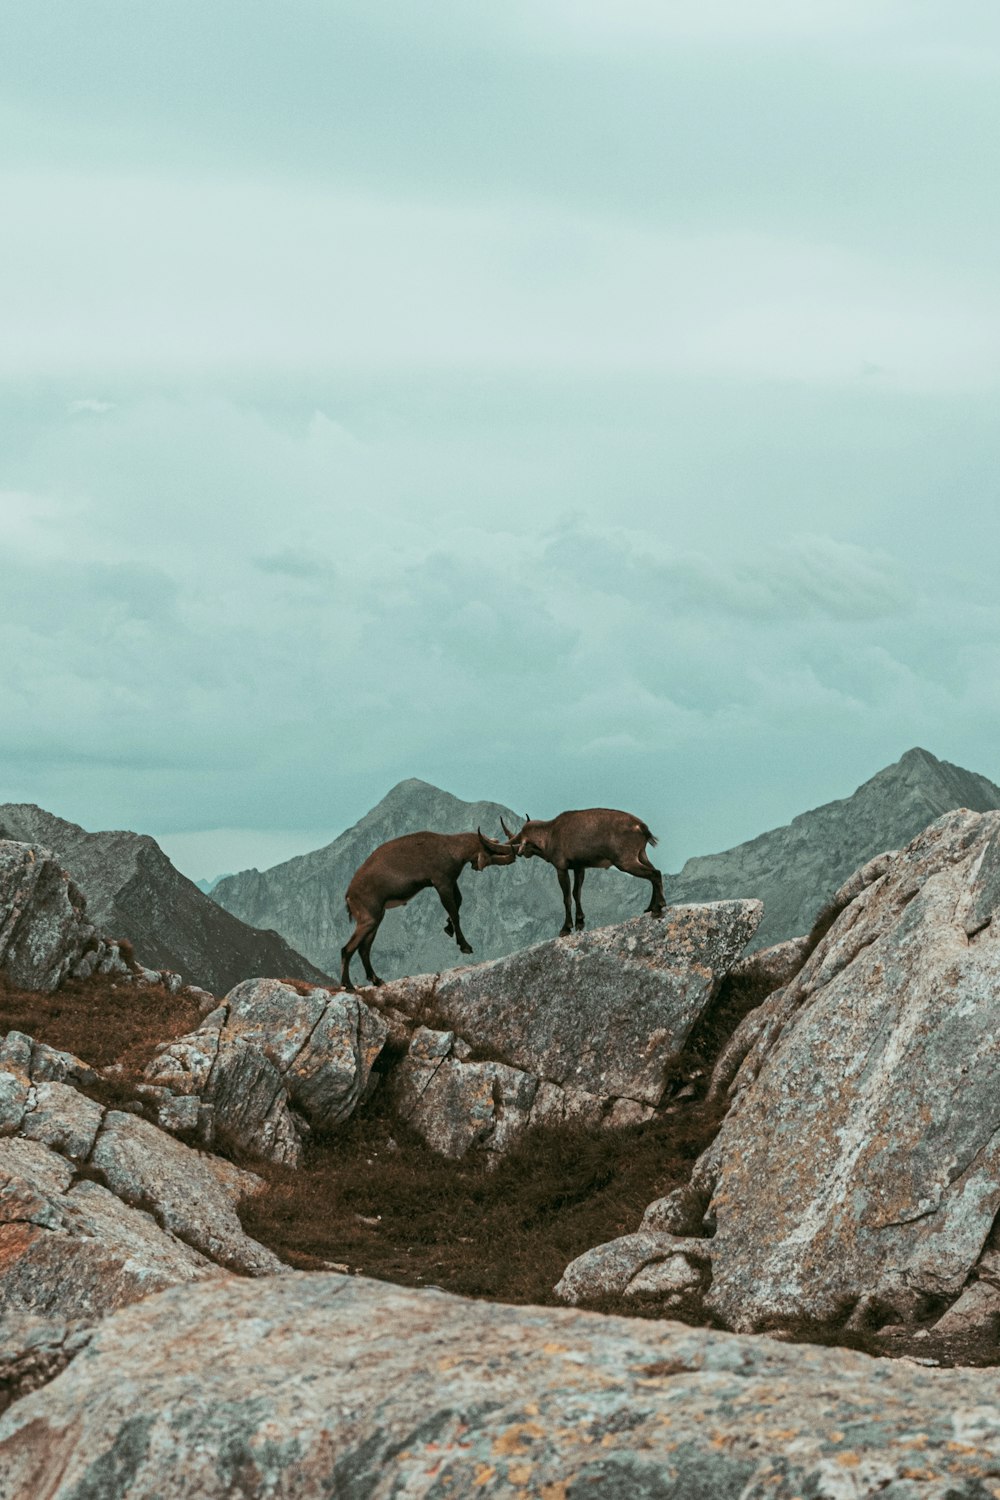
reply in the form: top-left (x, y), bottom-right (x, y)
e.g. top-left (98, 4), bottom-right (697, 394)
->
top-left (2, 4), bottom-right (1000, 874)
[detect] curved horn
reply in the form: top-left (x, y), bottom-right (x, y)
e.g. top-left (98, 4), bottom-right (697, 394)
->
top-left (499, 816), bottom-right (516, 840)
top-left (478, 826), bottom-right (508, 855)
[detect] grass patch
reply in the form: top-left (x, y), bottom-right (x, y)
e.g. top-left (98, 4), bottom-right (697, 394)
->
top-left (0, 973), bottom-right (205, 1081)
top-left (238, 1091), bottom-right (725, 1307)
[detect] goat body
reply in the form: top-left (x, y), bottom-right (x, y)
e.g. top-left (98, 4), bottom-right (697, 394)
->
top-left (506, 807), bottom-right (665, 936)
top-left (341, 829), bottom-right (515, 990)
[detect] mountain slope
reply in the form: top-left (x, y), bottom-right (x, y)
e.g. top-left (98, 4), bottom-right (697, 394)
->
top-left (0, 805), bottom-right (330, 994)
top-left (668, 747), bottom-right (1000, 949)
top-left (211, 779), bottom-right (649, 980)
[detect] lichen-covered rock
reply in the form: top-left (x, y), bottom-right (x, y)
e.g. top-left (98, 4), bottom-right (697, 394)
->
top-left (0, 1311), bottom-right (92, 1413)
top-left (0, 1136), bottom-right (224, 1319)
top-left (4, 1272), bottom-right (1000, 1497)
top-left (381, 903), bottom-right (762, 1107)
top-left (20, 1081), bottom-right (104, 1162)
top-left (554, 1229), bottom-right (711, 1304)
top-left (700, 809), bottom-right (1000, 1333)
top-left (146, 979), bottom-right (388, 1164)
top-left (391, 1027), bottom-right (541, 1159)
top-left (0, 841), bottom-right (97, 992)
top-left (0, 1047), bottom-right (283, 1318)
top-left (90, 1111), bottom-right (283, 1276)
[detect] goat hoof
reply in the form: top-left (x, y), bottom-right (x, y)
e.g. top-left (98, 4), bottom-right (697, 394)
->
top-left (459, 943), bottom-right (473, 955)
top-left (575, 918), bottom-right (585, 931)
top-left (369, 976), bottom-right (384, 988)
top-left (558, 925), bottom-right (572, 937)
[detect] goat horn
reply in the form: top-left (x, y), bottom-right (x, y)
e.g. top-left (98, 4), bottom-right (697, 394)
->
top-left (499, 816), bottom-right (516, 840)
top-left (478, 826), bottom-right (506, 854)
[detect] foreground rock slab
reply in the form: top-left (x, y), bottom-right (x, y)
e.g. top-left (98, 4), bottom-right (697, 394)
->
top-left (701, 809), bottom-right (1000, 1334)
top-left (2, 1272), bottom-right (1000, 1497)
top-left (383, 903), bottom-right (763, 1106)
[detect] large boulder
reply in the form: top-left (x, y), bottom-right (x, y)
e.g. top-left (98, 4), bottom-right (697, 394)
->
top-left (382, 901), bottom-right (761, 1091)
top-left (0, 1034), bottom-right (282, 1319)
top-left (0, 841), bottom-right (98, 992)
top-left (3, 1272), bottom-right (1000, 1496)
top-left (378, 904), bottom-right (761, 1158)
top-left (696, 809), bottom-right (1000, 1334)
top-left (145, 979), bottom-right (388, 1165)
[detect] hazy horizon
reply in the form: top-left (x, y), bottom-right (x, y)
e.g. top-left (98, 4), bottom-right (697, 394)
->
top-left (0, 743), bottom-right (979, 885)
top-left (4, 4), bottom-right (1000, 879)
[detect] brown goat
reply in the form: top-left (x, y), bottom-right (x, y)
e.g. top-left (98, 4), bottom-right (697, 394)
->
top-left (341, 829), bottom-right (516, 990)
top-left (503, 808), bottom-right (665, 936)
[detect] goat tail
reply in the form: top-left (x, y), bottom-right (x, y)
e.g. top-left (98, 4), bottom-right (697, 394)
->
top-left (639, 822), bottom-right (658, 848)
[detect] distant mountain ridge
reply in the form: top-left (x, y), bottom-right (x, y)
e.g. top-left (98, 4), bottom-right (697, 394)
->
top-left (668, 746), bottom-right (1000, 950)
top-left (0, 804), bottom-right (330, 994)
top-left (212, 749), bottom-right (1000, 975)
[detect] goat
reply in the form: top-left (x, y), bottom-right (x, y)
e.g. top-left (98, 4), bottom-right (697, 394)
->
top-left (502, 808), bottom-right (665, 936)
top-left (341, 829), bottom-right (516, 990)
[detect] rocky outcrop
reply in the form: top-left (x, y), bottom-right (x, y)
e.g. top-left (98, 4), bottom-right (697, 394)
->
top-left (4, 1271), bottom-right (1000, 1496)
top-left (557, 810), bottom-right (1000, 1337)
top-left (382, 903), bottom-right (761, 1157)
top-left (144, 978), bottom-right (388, 1165)
top-left (697, 808), bottom-right (1000, 1335)
top-left (0, 841), bottom-right (99, 992)
top-left (0, 805), bottom-right (329, 993)
top-left (670, 745), bottom-right (1000, 950)
top-left (553, 812), bottom-right (1000, 1339)
top-left (0, 1032), bottom-right (281, 1319)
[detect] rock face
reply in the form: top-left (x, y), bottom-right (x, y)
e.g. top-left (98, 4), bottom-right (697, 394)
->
top-left (212, 778), bottom-right (653, 980)
top-left (4, 1272), bottom-right (1000, 1497)
top-left (383, 903), bottom-right (761, 1157)
top-left (0, 804), bottom-right (329, 994)
top-left (670, 745), bottom-right (1000, 950)
top-left (0, 842), bottom-right (97, 992)
top-left (145, 978), bottom-right (388, 1165)
top-left (0, 1030), bottom-right (281, 1320)
top-left (697, 808), bottom-right (1000, 1333)
top-left (389, 903), bottom-right (761, 1102)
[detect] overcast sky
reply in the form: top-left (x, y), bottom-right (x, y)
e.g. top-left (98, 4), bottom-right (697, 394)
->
top-left (3, 2), bottom-right (1000, 880)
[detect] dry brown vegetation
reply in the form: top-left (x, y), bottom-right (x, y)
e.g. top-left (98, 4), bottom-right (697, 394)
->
top-left (238, 1094), bottom-right (726, 1310)
top-left (0, 972), bottom-right (203, 1105)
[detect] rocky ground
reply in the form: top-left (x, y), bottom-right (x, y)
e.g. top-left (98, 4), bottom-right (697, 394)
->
top-left (2, 817), bottom-right (1000, 1494)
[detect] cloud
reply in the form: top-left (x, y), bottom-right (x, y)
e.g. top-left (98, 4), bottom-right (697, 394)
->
top-left (1, 172), bottom-right (998, 393)
top-left (254, 549), bottom-right (333, 581)
top-left (67, 397), bottom-right (116, 415)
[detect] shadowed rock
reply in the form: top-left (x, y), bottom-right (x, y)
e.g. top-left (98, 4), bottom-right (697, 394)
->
top-left (0, 806), bottom-right (329, 993)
